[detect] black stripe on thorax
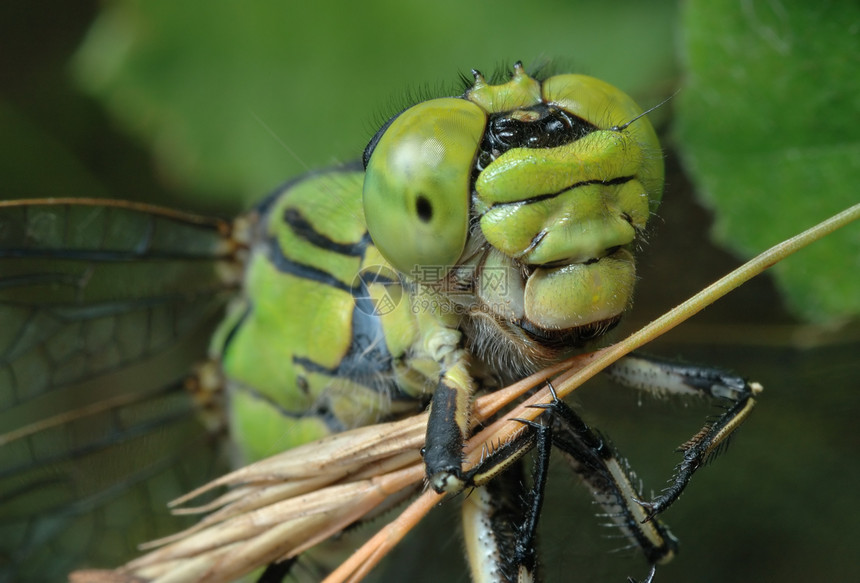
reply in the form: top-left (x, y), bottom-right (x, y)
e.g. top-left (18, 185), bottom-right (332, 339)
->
top-left (263, 235), bottom-right (354, 293)
top-left (282, 207), bottom-right (372, 257)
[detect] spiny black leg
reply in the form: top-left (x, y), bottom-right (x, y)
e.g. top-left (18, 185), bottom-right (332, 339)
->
top-left (424, 379), bottom-right (467, 492)
top-left (605, 354), bottom-right (762, 519)
top-left (531, 384), bottom-right (677, 574)
top-left (635, 395), bottom-right (757, 520)
top-left (460, 376), bottom-right (687, 582)
top-left (425, 356), bottom-right (475, 494)
top-left (462, 419), bottom-right (538, 488)
top-left (459, 415), bottom-right (551, 582)
top-left (510, 416), bottom-right (553, 580)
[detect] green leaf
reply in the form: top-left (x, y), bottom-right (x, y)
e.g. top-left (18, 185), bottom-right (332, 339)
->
top-left (675, 0), bottom-right (860, 322)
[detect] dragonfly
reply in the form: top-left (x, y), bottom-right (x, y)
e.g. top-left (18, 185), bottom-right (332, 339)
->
top-left (1, 62), bottom-right (787, 583)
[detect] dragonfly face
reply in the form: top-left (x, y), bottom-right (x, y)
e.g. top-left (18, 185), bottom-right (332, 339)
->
top-left (364, 63), bottom-right (663, 371)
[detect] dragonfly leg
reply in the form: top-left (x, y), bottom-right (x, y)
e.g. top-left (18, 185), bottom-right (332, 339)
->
top-left (461, 384), bottom-right (677, 582)
top-left (461, 415), bottom-right (550, 582)
top-left (424, 349), bottom-right (475, 493)
top-left (604, 353), bottom-right (763, 519)
top-left (512, 417), bottom-right (551, 580)
top-left (532, 386), bottom-right (678, 571)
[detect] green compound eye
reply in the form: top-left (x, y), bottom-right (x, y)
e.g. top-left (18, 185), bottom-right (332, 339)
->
top-left (363, 98), bottom-right (486, 277)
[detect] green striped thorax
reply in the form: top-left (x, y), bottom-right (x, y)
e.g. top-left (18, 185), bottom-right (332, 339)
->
top-left (363, 63), bottom-right (663, 364)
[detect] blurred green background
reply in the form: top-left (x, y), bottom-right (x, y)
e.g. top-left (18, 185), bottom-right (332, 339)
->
top-left (1, 0), bottom-right (858, 582)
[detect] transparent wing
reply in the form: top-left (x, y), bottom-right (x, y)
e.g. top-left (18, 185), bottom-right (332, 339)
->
top-left (0, 199), bottom-right (235, 581)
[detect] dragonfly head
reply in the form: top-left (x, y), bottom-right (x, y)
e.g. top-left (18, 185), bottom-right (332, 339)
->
top-left (363, 63), bottom-right (663, 368)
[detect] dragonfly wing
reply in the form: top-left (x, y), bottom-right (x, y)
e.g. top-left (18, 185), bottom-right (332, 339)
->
top-left (0, 199), bottom-right (235, 581)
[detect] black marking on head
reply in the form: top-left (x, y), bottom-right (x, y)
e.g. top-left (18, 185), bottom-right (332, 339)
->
top-left (474, 104), bottom-right (598, 174)
top-left (480, 176), bottom-right (634, 213)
